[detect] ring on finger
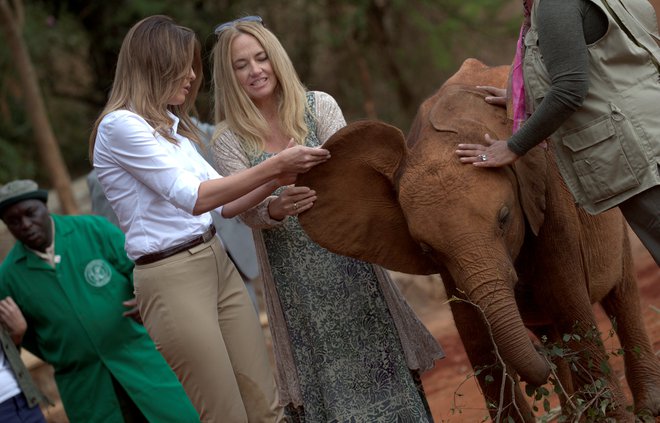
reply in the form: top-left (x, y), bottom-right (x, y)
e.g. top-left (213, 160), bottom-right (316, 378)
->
top-left (293, 203), bottom-right (298, 210)
top-left (478, 154), bottom-right (488, 161)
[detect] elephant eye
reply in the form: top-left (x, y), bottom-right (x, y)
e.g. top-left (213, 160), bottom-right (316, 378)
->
top-left (419, 242), bottom-right (432, 254)
top-left (498, 206), bottom-right (510, 231)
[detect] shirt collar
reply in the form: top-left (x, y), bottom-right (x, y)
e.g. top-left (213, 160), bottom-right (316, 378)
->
top-left (167, 110), bottom-right (180, 134)
top-left (25, 216), bottom-right (57, 267)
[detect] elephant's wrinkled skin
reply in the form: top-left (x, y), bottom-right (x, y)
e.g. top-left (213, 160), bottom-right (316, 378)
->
top-left (297, 59), bottom-right (660, 422)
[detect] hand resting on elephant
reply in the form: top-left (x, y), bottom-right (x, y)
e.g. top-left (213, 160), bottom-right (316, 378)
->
top-left (456, 85), bottom-right (546, 167)
top-left (477, 85), bottom-right (506, 107)
top-left (267, 185), bottom-right (317, 220)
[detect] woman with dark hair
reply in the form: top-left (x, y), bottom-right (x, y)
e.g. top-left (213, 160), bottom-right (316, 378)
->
top-left (90, 15), bottom-right (330, 422)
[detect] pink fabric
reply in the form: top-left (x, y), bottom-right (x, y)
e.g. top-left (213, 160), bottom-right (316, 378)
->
top-left (509, 0), bottom-right (533, 133)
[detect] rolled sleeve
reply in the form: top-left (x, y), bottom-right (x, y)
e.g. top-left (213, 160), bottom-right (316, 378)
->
top-left (101, 112), bottom-right (203, 213)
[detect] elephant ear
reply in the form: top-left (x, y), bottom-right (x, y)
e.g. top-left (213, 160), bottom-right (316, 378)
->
top-left (429, 86), bottom-right (510, 139)
top-left (297, 120), bottom-right (438, 275)
top-left (428, 59), bottom-right (510, 135)
top-left (443, 58), bottom-right (511, 88)
top-left (424, 58), bottom-right (547, 235)
top-left (512, 145), bottom-right (547, 236)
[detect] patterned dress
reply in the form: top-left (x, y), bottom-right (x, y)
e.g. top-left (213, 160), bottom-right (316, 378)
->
top-left (214, 92), bottom-right (440, 423)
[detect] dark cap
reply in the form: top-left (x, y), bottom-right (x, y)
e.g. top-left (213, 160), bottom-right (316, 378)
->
top-left (0, 180), bottom-right (49, 217)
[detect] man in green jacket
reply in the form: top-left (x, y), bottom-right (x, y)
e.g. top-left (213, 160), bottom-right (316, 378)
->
top-left (0, 179), bottom-right (199, 423)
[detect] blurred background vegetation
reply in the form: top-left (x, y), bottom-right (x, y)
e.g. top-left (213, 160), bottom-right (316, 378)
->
top-left (0, 0), bottom-right (521, 188)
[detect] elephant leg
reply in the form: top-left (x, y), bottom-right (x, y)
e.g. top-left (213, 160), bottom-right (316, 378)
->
top-left (445, 278), bottom-right (535, 423)
top-left (600, 258), bottom-right (660, 417)
top-left (526, 195), bottom-right (634, 420)
top-left (532, 276), bottom-right (633, 421)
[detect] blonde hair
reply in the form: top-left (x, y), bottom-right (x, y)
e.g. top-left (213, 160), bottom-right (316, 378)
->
top-left (211, 21), bottom-right (308, 155)
top-left (89, 15), bottom-right (203, 160)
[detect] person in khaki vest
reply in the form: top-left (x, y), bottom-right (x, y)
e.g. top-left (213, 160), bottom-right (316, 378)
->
top-left (455, 0), bottom-right (660, 266)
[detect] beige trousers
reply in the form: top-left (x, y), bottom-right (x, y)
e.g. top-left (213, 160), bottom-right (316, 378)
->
top-left (134, 237), bottom-right (282, 423)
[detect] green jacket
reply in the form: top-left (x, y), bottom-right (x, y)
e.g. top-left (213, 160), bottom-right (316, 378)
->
top-left (0, 214), bottom-right (199, 423)
top-left (523, 0), bottom-right (660, 214)
top-left (0, 327), bottom-right (50, 407)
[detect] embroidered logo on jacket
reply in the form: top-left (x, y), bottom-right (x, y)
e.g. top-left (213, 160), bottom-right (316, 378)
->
top-left (84, 259), bottom-right (112, 287)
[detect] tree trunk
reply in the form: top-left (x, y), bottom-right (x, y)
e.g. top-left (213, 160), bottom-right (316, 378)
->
top-left (348, 34), bottom-right (378, 120)
top-left (0, 0), bottom-right (78, 214)
top-left (366, 0), bottom-right (416, 118)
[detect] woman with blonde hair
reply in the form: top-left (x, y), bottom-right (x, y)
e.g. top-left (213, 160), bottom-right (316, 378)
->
top-left (212, 16), bottom-right (443, 422)
top-left (90, 15), bottom-right (330, 422)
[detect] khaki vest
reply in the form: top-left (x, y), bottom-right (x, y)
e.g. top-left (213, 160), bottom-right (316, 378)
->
top-left (522, 0), bottom-right (660, 214)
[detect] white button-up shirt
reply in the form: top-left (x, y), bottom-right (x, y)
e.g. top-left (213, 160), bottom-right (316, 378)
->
top-left (93, 110), bottom-right (221, 260)
top-left (0, 348), bottom-right (21, 404)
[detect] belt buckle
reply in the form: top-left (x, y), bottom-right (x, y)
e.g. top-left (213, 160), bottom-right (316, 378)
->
top-left (202, 227), bottom-right (214, 243)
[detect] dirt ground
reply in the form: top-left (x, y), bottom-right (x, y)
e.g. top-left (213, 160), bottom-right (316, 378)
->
top-left (3, 184), bottom-right (657, 422)
top-left (404, 231), bottom-right (659, 422)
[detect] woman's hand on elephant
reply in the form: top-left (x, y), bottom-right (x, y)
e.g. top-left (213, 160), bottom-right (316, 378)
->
top-left (456, 134), bottom-right (520, 168)
top-left (275, 139), bottom-right (331, 174)
top-left (477, 85), bottom-right (507, 108)
top-left (268, 185), bottom-right (317, 221)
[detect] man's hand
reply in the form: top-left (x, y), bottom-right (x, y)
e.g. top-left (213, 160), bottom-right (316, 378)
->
top-left (122, 298), bottom-right (143, 325)
top-left (0, 297), bottom-right (27, 345)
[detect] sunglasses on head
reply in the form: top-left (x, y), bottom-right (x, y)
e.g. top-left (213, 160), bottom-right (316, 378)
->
top-left (214, 15), bottom-right (264, 35)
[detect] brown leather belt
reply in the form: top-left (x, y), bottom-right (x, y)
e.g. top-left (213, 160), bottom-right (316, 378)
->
top-left (134, 225), bottom-right (216, 265)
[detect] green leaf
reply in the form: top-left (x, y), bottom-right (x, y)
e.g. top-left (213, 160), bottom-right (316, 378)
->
top-left (550, 345), bottom-right (565, 357)
top-left (600, 361), bottom-right (612, 376)
top-left (525, 384), bottom-right (535, 396)
top-left (600, 399), bottom-right (610, 415)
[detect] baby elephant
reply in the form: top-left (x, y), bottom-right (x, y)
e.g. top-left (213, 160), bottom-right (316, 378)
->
top-left (297, 58), bottom-right (660, 422)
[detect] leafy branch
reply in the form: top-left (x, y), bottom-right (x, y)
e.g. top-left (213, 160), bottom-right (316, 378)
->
top-left (444, 295), bottom-right (643, 422)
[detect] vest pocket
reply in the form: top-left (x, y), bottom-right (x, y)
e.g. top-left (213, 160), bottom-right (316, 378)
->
top-left (561, 113), bottom-right (640, 203)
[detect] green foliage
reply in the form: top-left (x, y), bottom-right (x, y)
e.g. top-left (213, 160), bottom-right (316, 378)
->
top-left (0, 83), bottom-right (38, 182)
top-left (446, 309), bottom-right (644, 422)
top-left (312, 0), bottom-right (519, 129)
top-left (527, 324), bottom-right (628, 422)
top-left (0, 0), bottom-right (520, 185)
top-left (0, 136), bottom-right (36, 182)
top-left (0, 1), bottom-right (96, 184)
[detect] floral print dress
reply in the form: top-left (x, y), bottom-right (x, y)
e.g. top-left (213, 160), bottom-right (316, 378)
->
top-left (214, 92), bottom-right (439, 423)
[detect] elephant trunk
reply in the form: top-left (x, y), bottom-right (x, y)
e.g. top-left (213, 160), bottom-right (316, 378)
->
top-left (448, 259), bottom-right (550, 387)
